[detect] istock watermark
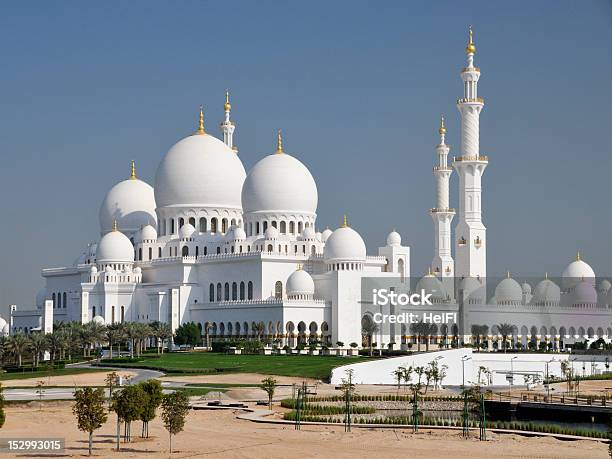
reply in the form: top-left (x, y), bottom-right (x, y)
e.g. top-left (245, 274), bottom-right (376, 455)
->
top-left (372, 312), bottom-right (457, 324)
top-left (372, 288), bottom-right (433, 306)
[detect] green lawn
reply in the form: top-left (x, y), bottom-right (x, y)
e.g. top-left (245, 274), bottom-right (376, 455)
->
top-left (103, 353), bottom-right (361, 380)
top-left (0, 367), bottom-right (105, 382)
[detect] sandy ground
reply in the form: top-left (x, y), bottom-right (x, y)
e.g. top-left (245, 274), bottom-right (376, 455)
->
top-left (159, 373), bottom-right (319, 385)
top-left (1, 370), bottom-right (136, 388)
top-left (1, 401), bottom-right (606, 458)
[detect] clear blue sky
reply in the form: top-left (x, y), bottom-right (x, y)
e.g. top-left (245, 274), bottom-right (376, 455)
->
top-left (1, 1), bottom-right (611, 313)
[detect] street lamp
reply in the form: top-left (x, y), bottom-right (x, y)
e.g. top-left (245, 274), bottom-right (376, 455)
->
top-left (545, 358), bottom-right (556, 400)
top-left (510, 356), bottom-right (518, 393)
top-left (461, 355), bottom-right (472, 388)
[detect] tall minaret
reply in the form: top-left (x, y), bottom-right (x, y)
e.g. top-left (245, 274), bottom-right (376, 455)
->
top-left (430, 116), bottom-right (455, 289)
top-left (220, 90), bottom-right (236, 150)
top-left (453, 26), bottom-right (488, 279)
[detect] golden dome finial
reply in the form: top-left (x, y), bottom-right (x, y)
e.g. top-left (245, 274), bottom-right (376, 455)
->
top-left (224, 90), bottom-right (231, 112)
top-left (130, 160), bottom-right (136, 180)
top-left (576, 251), bottom-right (581, 262)
top-left (276, 129), bottom-right (283, 153)
top-left (112, 220), bottom-right (118, 232)
top-left (466, 25), bottom-right (476, 55)
top-left (197, 105), bottom-right (205, 134)
top-left (342, 215), bottom-right (348, 228)
top-left (427, 266), bottom-right (433, 276)
top-left (507, 270), bottom-right (511, 278)
top-left (439, 115), bottom-right (446, 136)
top-left (545, 272), bottom-right (549, 280)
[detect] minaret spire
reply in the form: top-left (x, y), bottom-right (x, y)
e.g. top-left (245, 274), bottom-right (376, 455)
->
top-left (130, 160), bottom-right (136, 180)
top-left (276, 129), bottom-right (284, 154)
top-left (453, 25), bottom-right (488, 280)
top-left (430, 116), bottom-right (455, 289)
top-left (197, 105), bottom-right (205, 134)
top-left (220, 90), bottom-right (236, 150)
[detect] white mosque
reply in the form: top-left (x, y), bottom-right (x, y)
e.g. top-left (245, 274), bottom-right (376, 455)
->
top-left (4, 29), bottom-right (611, 350)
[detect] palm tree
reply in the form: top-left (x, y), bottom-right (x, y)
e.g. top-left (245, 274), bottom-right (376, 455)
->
top-left (471, 324), bottom-right (489, 352)
top-left (423, 323), bottom-right (438, 352)
top-left (252, 322), bottom-right (265, 342)
top-left (106, 324), bottom-right (122, 359)
top-left (29, 332), bottom-right (49, 367)
top-left (7, 333), bottom-right (31, 367)
top-left (155, 323), bottom-right (173, 354)
top-left (361, 317), bottom-right (379, 356)
top-left (496, 323), bottom-right (515, 352)
top-left (123, 323), bottom-right (138, 358)
top-left (410, 321), bottom-right (427, 352)
top-left (202, 322), bottom-right (212, 349)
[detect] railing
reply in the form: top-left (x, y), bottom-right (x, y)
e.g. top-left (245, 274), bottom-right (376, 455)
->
top-left (496, 391), bottom-right (612, 407)
top-left (461, 67), bottom-right (481, 73)
top-left (457, 97), bottom-right (485, 104)
top-left (430, 207), bottom-right (456, 213)
top-left (453, 155), bottom-right (489, 162)
top-left (433, 166), bottom-right (452, 171)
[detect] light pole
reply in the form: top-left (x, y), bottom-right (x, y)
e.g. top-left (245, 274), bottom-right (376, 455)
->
top-left (545, 358), bottom-right (556, 400)
top-left (461, 355), bottom-right (472, 389)
top-left (510, 356), bottom-right (518, 393)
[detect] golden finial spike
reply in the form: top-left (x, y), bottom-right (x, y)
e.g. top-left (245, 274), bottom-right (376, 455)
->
top-left (276, 129), bottom-right (283, 153)
top-left (576, 251), bottom-right (581, 261)
top-left (224, 90), bottom-right (231, 112)
top-left (428, 266), bottom-right (433, 276)
top-left (545, 272), bottom-right (549, 280)
top-left (112, 220), bottom-right (118, 232)
top-left (130, 160), bottom-right (136, 180)
top-left (342, 215), bottom-right (348, 228)
top-left (507, 270), bottom-right (511, 278)
top-left (197, 105), bottom-right (205, 134)
top-left (466, 25), bottom-right (476, 54)
top-left (439, 115), bottom-right (446, 135)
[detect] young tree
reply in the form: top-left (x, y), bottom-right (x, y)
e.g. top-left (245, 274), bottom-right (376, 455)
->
top-left (73, 387), bottom-right (108, 456)
top-left (392, 367), bottom-right (404, 392)
top-left (260, 377), bottom-right (277, 410)
top-left (112, 384), bottom-right (145, 443)
top-left (139, 380), bottom-right (164, 438)
top-left (105, 371), bottom-right (119, 409)
top-left (161, 390), bottom-right (190, 454)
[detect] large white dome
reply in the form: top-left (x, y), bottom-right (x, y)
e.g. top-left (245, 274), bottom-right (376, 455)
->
top-left (532, 278), bottom-right (561, 305)
top-left (286, 269), bottom-right (315, 297)
top-left (495, 276), bottom-right (523, 305)
top-left (97, 229), bottom-right (134, 263)
top-left (324, 226), bottom-right (366, 262)
top-left (416, 273), bottom-right (446, 301)
top-left (155, 133), bottom-right (246, 209)
top-left (562, 254), bottom-right (595, 290)
top-left (242, 152), bottom-right (317, 215)
top-left (99, 173), bottom-right (157, 235)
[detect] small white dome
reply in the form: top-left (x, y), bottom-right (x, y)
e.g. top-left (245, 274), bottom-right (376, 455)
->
top-left (301, 226), bottom-right (316, 241)
top-left (242, 151), bottom-right (317, 216)
top-left (495, 276), bottom-right (523, 304)
top-left (99, 175), bottom-right (157, 235)
top-left (532, 278), bottom-right (561, 305)
top-left (415, 274), bottom-right (446, 301)
top-left (324, 226), bottom-right (366, 262)
top-left (90, 266), bottom-right (98, 274)
top-left (459, 277), bottom-right (485, 303)
top-left (97, 230), bottom-right (134, 263)
top-left (179, 223), bottom-right (196, 239)
top-left (264, 226), bottom-right (279, 240)
top-left (387, 230), bottom-right (401, 247)
top-left (562, 254), bottom-right (595, 290)
top-left (155, 133), bottom-right (246, 209)
top-left (286, 269), bottom-right (315, 297)
top-left (105, 265), bottom-right (114, 273)
top-left (571, 280), bottom-right (597, 305)
top-left (0, 317), bottom-right (8, 336)
top-left (598, 279), bottom-right (611, 293)
top-left (321, 228), bottom-right (333, 242)
top-left (92, 315), bottom-right (105, 325)
top-left (521, 282), bottom-right (532, 294)
top-left (226, 226), bottom-right (246, 241)
top-left (134, 266), bottom-right (142, 275)
top-left (315, 232), bottom-right (322, 242)
top-left (137, 224), bottom-right (158, 243)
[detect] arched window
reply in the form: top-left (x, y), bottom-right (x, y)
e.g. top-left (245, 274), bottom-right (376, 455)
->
top-left (232, 282), bottom-right (237, 300)
top-left (231, 218), bottom-right (236, 226)
top-left (263, 221), bottom-right (268, 232)
top-left (211, 218), bottom-right (218, 233)
top-left (271, 220), bottom-right (277, 229)
top-left (204, 246), bottom-right (208, 256)
top-left (120, 306), bottom-right (125, 323)
top-left (289, 221), bottom-right (295, 234)
top-left (248, 281), bottom-right (253, 300)
top-left (216, 283), bottom-right (222, 301)
top-left (139, 248), bottom-right (143, 261)
top-left (255, 222), bottom-right (260, 234)
top-left (209, 284), bottom-right (215, 302)
top-left (280, 221), bottom-right (286, 234)
top-left (298, 222), bottom-right (303, 234)
top-left (57, 292), bottom-right (62, 308)
top-left (179, 217), bottom-right (185, 228)
top-left (63, 292), bottom-right (67, 308)
top-left (216, 246), bottom-right (221, 254)
top-left (222, 218), bottom-right (228, 233)
top-left (275, 281), bottom-right (283, 299)
top-left (195, 246), bottom-right (199, 257)
top-left (189, 217), bottom-right (195, 227)
top-left (267, 244), bottom-right (273, 252)
top-left (182, 246), bottom-right (189, 257)
top-left (52, 293), bottom-right (56, 308)
top-left (224, 282), bottom-right (230, 300)
top-left (158, 247), bottom-right (162, 258)
top-left (92, 306), bottom-right (96, 317)
top-left (199, 217), bottom-right (207, 233)
top-left (170, 218), bottom-right (175, 234)
top-left (148, 247), bottom-right (152, 260)
top-left (111, 306), bottom-right (115, 323)
top-left (240, 281), bottom-right (245, 300)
